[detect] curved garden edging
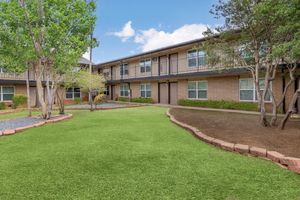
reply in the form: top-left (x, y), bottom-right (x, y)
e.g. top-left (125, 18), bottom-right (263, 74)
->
top-left (166, 109), bottom-right (300, 174)
top-left (0, 114), bottom-right (73, 136)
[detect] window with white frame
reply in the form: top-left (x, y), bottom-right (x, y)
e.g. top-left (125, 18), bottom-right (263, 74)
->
top-left (120, 83), bottom-right (129, 97)
top-left (188, 81), bottom-right (207, 99)
top-left (65, 87), bottom-right (81, 99)
top-left (140, 83), bottom-right (151, 98)
top-left (188, 50), bottom-right (206, 67)
top-left (0, 86), bottom-right (15, 101)
top-left (120, 63), bottom-right (128, 76)
top-left (239, 78), bottom-right (271, 101)
top-left (140, 59), bottom-right (151, 73)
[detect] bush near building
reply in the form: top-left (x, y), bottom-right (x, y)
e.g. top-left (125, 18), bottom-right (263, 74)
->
top-left (178, 99), bottom-right (258, 111)
top-left (118, 97), bottom-right (154, 104)
top-left (12, 95), bottom-right (27, 109)
top-left (0, 102), bottom-right (6, 110)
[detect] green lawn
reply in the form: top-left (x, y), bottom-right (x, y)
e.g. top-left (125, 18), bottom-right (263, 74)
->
top-left (0, 107), bottom-right (299, 199)
top-left (0, 110), bottom-right (59, 121)
top-left (0, 110), bottom-right (32, 120)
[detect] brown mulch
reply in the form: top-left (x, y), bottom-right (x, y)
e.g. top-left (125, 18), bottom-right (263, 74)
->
top-left (170, 108), bottom-right (300, 158)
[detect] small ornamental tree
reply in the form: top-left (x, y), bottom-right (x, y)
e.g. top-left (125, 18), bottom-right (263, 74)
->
top-left (74, 70), bottom-right (106, 111)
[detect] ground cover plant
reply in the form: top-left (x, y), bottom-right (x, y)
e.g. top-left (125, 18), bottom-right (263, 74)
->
top-left (0, 107), bottom-right (299, 199)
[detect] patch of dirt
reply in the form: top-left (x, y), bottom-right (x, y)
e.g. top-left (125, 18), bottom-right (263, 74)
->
top-left (170, 108), bottom-right (300, 158)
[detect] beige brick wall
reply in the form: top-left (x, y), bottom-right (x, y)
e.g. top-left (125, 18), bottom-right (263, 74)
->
top-left (178, 80), bottom-right (188, 100)
top-left (130, 83), bottom-right (139, 98)
top-left (207, 76), bottom-right (240, 101)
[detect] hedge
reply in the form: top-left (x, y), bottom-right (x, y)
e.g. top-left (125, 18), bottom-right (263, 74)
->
top-left (118, 97), bottom-right (154, 104)
top-left (178, 99), bottom-right (258, 111)
top-left (118, 97), bottom-right (130, 102)
top-left (131, 97), bottom-right (154, 104)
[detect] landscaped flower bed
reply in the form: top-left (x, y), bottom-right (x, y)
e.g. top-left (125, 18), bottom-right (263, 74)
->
top-left (167, 108), bottom-right (300, 174)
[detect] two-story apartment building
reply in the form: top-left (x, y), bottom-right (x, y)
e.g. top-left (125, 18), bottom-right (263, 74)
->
top-left (95, 37), bottom-right (300, 113)
top-left (0, 57), bottom-right (90, 107)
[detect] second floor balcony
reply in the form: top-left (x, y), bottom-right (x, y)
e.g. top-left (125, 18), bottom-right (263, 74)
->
top-left (100, 54), bottom-right (237, 82)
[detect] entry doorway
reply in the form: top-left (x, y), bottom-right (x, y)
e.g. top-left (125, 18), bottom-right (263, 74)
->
top-left (159, 83), bottom-right (168, 104)
top-left (111, 85), bottom-right (115, 100)
top-left (170, 82), bottom-right (178, 105)
top-left (159, 56), bottom-right (168, 75)
top-left (169, 53), bottom-right (178, 75)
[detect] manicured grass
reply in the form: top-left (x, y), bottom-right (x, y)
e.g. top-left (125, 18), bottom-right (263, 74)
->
top-left (0, 110), bottom-right (33, 120)
top-left (0, 107), bottom-right (299, 199)
top-left (0, 110), bottom-right (59, 121)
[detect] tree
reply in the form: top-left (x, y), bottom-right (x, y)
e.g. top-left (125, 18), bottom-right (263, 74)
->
top-left (205, 0), bottom-right (299, 127)
top-left (265, 0), bottom-right (300, 129)
top-left (0, 0), bottom-right (96, 119)
top-left (0, 6), bottom-right (35, 116)
top-left (74, 70), bottom-right (106, 111)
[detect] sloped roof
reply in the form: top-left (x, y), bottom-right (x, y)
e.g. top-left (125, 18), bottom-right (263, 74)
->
top-left (78, 57), bottom-right (94, 65)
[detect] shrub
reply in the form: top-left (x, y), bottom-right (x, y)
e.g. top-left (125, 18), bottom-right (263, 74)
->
top-left (131, 97), bottom-right (154, 104)
top-left (74, 97), bottom-right (82, 104)
top-left (0, 102), bottom-right (5, 110)
top-left (118, 97), bottom-right (130, 102)
top-left (178, 99), bottom-right (258, 111)
top-left (12, 95), bottom-right (27, 109)
top-left (118, 97), bottom-right (154, 103)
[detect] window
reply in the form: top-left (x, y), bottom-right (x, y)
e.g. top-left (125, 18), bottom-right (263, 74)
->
top-left (140, 59), bottom-right (151, 73)
top-left (65, 87), bottom-right (81, 99)
top-left (239, 78), bottom-right (271, 101)
top-left (120, 83), bottom-right (129, 97)
top-left (120, 63), bottom-right (128, 76)
top-left (104, 86), bottom-right (110, 96)
top-left (188, 81), bottom-right (207, 99)
top-left (188, 50), bottom-right (206, 67)
top-left (140, 83), bottom-right (151, 98)
top-left (0, 86), bottom-right (14, 101)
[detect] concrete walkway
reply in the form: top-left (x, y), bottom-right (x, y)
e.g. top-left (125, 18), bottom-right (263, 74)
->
top-left (0, 117), bottom-right (43, 132)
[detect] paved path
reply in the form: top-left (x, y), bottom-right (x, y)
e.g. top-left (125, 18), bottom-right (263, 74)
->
top-left (66, 103), bottom-right (127, 110)
top-left (0, 117), bottom-right (43, 132)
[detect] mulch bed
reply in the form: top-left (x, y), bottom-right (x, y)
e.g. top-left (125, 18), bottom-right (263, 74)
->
top-left (170, 108), bottom-right (300, 158)
top-left (0, 115), bottom-right (69, 132)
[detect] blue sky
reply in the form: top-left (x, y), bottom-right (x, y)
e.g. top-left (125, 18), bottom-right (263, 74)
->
top-left (89, 0), bottom-right (222, 64)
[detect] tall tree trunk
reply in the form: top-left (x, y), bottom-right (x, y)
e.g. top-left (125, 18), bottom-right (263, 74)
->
top-left (35, 61), bottom-right (47, 119)
top-left (280, 89), bottom-right (300, 129)
top-left (46, 71), bottom-right (52, 119)
top-left (56, 88), bottom-right (64, 114)
top-left (270, 92), bottom-right (277, 126)
top-left (26, 69), bottom-right (32, 117)
top-left (89, 91), bottom-right (94, 111)
top-left (259, 100), bottom-right (269, 126)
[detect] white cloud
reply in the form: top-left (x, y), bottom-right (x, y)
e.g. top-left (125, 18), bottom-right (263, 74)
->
top-left (110, 21), bottom-right (135, 42)
top-left (134, 24), bottom-right (209, 52)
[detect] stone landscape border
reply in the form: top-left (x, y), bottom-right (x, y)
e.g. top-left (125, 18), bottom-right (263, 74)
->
top-left (0, 114), bottom-right (73, 136)
top-left (166, 109), bottom-right (300, 174)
